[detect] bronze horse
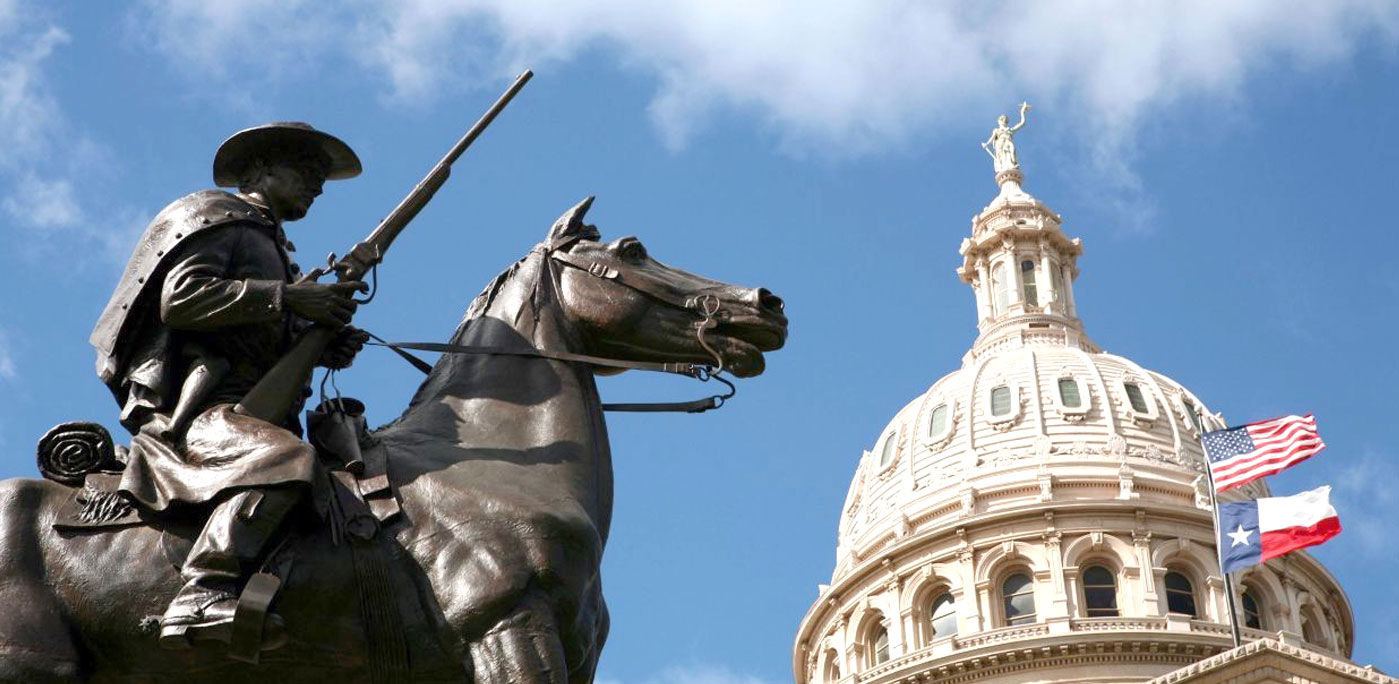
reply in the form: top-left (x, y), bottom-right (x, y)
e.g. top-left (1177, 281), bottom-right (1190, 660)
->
top-left (0, 198), bottom-right (787, 683)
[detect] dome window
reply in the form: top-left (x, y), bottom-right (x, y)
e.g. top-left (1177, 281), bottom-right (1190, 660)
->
top-left (876, 430), bottom-right (899, 470)
top-left (1164, 571), bottom-right (1198, 617)
top-left (1081, 565), bottom-right (1119, 617)
top-left (922, 401), bottom-right (954, 447)
top-left (991, 386), bottom-right (1011, 416)
top-left (1002, 572), bottom-right (1036, 626)
top-left (1020, 260), bottom-right (1038, 306)
top-left (1117, 378), bottom-right (1159, 426)
top-left (1057, 378), bottom-right (1081, 408)
top-left (986, 384), bottom-right (1021, 428)
top-left (929, 592), bottom-right (957, 638)
top-left (1241, 589), bottom-right (1262, 630)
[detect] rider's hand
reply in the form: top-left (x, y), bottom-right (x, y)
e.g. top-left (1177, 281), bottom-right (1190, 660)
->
top-left (319, 326), bottom-right (371, 370)
top-left (283, 281), bottom-right (367, 327)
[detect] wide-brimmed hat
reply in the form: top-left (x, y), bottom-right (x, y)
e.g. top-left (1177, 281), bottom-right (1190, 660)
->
top-left (212, 121), bottom-right (361, 187)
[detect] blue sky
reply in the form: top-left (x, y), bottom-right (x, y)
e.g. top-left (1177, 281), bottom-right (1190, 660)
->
top-left (2, 1), bottom-right (1398, 681)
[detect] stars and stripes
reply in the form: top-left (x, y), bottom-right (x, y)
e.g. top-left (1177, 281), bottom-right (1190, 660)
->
top-left (1202, 413), bottom-right (1324, 492)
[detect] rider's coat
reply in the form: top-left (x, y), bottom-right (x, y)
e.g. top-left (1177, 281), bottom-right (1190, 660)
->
top-left (90, 189), bottom-right (317, 511)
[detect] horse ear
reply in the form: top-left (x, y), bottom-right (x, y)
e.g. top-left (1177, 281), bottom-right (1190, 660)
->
top-left (546, 196), bottom-right (599, 247)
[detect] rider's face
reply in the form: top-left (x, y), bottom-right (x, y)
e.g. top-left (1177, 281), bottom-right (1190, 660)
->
top-left (260, 161), bottom-right (326, 222)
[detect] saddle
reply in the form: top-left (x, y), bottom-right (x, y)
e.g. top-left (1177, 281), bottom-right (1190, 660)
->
top-left (40, 402), bottom-right (410, 670)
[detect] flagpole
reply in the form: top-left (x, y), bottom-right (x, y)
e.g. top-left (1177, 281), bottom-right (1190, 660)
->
top-left (1195, 408), bottom-right (1243, 649)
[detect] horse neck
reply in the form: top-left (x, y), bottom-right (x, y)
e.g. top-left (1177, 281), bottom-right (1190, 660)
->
top-left (387, 251), bottom-right (610, 467)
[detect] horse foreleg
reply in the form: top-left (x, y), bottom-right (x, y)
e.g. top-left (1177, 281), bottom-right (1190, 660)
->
top-left (467, 591), bottom-right (567, 684)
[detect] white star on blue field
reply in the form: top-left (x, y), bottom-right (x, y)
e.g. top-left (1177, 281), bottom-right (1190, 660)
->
top-left (2, 2), bottom-right (1399, 680)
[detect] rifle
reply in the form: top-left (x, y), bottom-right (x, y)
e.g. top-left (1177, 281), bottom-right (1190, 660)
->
top-left (235, 70), bottom-right (533, 423)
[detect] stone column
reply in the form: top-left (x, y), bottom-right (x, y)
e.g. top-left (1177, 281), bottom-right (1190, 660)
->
top-left (1134, 529), bottom-right (1157, 616)
top-left (1038, 240), bottom-right (1056, 309)
top-left (1045, 530), bottom-right (1069, 617)
top-left (1002, 238), bottom-right (1022, 310)
top-left (974, 257), bottom-right (991, 321)
top-left (1061, 264), bottom-right (1077, 317)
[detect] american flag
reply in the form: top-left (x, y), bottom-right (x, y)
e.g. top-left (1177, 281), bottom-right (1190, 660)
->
top-left (1202, 414), bottom-right (1325, 492)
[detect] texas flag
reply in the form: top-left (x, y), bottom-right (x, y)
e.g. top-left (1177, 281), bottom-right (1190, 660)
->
top-left (1217, 485), bottom-right (1342, 573)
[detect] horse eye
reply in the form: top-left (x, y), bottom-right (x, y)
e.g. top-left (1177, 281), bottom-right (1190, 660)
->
top-left (620, 242), bottom-right (647, 260)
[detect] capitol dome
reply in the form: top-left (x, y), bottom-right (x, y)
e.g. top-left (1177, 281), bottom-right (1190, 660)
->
top-left (794, 159), bottom-right (1353, 684)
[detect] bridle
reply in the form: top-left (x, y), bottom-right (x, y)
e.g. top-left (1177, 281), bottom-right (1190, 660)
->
top-left (363, 235), bottom-right (737, 413)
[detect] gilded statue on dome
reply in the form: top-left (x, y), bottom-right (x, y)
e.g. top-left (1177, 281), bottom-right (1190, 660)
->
top-left (981, 101), bottom-right (1031, 174)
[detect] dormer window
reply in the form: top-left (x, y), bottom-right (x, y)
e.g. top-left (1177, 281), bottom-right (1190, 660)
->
top-left (877, 430), bottom-right (898, 468)
top-left (1021, 260), bottom-right (1037, 306)
top-left (1124, 383), bottom-right (1148, 413)
top-left (1055, 376), bottom-right (1089, 422)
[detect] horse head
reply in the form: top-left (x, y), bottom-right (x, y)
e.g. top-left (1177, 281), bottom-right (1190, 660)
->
top-left (542, 196), bottom-right (787, 378)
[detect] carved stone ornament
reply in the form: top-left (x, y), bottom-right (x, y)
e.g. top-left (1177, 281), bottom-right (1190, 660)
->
top-left (1032, 435), bottom-right (1054, 460)
top-left (1106, 433), bottom-right (1129, 460)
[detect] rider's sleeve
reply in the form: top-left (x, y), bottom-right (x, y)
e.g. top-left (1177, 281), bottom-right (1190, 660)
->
top-left (160, 225), bottom-right (285, 331)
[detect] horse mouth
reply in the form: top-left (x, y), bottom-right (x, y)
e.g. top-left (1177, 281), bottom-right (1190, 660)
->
top-left (714, 314), bottom-right (787, 377)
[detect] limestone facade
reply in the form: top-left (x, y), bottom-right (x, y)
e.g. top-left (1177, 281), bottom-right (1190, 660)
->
top-left (792, 171), bottom-right (1355, 684)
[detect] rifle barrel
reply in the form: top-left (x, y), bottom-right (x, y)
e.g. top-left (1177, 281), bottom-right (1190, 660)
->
top-left (364, 70), bottom-right (534, 256)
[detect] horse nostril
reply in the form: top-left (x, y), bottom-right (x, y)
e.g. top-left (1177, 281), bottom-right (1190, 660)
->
top-left (756, 288), bottom-right (784, 314)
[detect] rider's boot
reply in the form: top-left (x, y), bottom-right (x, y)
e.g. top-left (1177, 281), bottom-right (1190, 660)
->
top-left (158, 487), bottom-right (299, 651)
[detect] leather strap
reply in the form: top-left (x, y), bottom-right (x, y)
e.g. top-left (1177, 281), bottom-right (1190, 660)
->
top-left (368, 341), bottom-right (731, 413)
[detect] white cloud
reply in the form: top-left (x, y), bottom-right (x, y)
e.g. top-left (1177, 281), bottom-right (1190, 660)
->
top-left (598, 664), bottom-right (778, 684)
top-left (0, 329), bottom-right (16, 381)
top-left (129, 1), bottom-right (1399, 218)
top-left (0, 3), bottom-right (117, 242)
top-left (3, 173), bottom-right (79, 229)
top-left (1330, 448), bottom-right (1399, 557)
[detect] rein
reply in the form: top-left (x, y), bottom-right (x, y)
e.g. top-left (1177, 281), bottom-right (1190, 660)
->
top-left (360, 240), bottom-right (738, 413)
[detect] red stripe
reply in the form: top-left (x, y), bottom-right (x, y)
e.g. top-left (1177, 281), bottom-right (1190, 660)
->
top-left (1250, 422), bottom-right (1317, 445)
top-left (1248, 424), bottom-right (1317, 448)
top-left (1260, 516), bottom-right (1341, 561)
top-left (1246, 414), bottom-right (1314, 437)
top-left (1212, 445), bottom-right (1324, 491)
top-left (1212, 438), bottom-right (1325, 477)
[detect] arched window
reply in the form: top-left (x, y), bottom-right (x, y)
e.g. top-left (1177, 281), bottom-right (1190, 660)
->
top-left (878, 431), bottom-right (897, 468)
top-left (1301, 608), bottom-right (1325, 646)
top-left (992, 263), bottom-right (1009, 313)
top-left (1164, 571), bottom-right (1198, 617)
top-left (928, 404), bottom-right (948, 438)
top-left (1082, 565), bottom-right (1119, 617)
top-left (990, 386), bottom-right (1012, 417)
top-left (1020, 260), bottom-right (1038, 306)
top-left (1241, 589), bottom-right (1262, 630)
top-left (822, 648), bottom-right (841, 682)
top-left (871, 622), bottom-right (890, 665)
top-left (928, 592), bottom-right (957, 638)
top-left (1057, 378), bottom-right (1082, 408)
top-left (1002, 572), bottom-right (1036, 626)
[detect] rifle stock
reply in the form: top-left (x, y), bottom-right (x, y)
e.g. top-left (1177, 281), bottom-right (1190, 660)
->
top-left (235, 70), bottom-right (533, 423)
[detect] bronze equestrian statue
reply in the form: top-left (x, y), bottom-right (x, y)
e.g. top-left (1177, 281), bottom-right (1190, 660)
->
top-left (0, 120), bottom-right (787, 680)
